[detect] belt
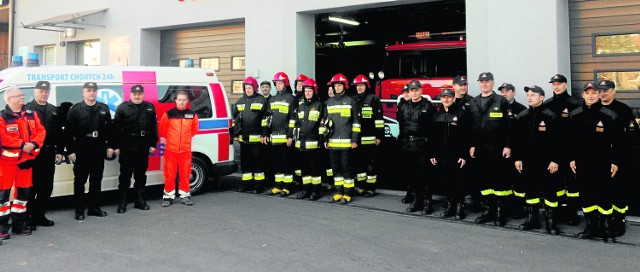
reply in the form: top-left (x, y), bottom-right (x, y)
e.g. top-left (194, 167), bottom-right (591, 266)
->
top-left (84, 131), bottom-right (99, 138)
top-left (129, 130), bottom-right (148, 137)
top-left (406, 135), bottom-right (426, 140)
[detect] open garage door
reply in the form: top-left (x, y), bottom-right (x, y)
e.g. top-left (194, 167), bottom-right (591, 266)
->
top-left (161, 23), bottom-right (245, 102)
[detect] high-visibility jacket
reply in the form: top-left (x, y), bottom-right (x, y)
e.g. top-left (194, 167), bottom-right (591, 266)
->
top-left (0, 106), bottom-right (46, 164)
top-left (267, 90), bottom-right (296, 144)
top-left (294, 96), bottom-right (325, 151)
top-left (353, 92), bottom-right (384, 145)
top-left (159, 108), bottom-right (199, 154)
top-left (323, 92), bottom-right (360, 150)
top-left (232, 93), bottom-right (268, 144)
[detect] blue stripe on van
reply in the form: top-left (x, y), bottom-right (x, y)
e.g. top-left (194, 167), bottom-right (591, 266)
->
top-left (199, 119), bottom-right (229, 130)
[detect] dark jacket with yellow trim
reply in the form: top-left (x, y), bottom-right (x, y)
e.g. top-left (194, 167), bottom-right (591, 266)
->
top-left (323, 91), bottom-right (360, 150)
top-left (468, 91), bottom-right (511, 157)
top-left (294, 95), bottom-right (325, 151)
top-left (353, 92), bottom-right (384, 144)
top-left (232, 92), bottom-right (268, 144)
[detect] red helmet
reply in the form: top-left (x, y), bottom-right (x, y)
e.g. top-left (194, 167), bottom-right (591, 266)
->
top-left (272, 72), bottom-right (290, 86)
top-left (242, 76), bottom-right (258, 93)
top-left (302, 79), bottom-right (318, 94)
top-left (352, 74), bottom-right (370, 88)
top-left (295, 74), bottom-right (309, 84)
top-left (330, 73), bottom-right (349, 89)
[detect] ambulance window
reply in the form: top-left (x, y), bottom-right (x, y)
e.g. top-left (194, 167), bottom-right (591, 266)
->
top-left (0, 87), bottom-right (35, 109)
top-left (55, 86), bottom-right (85, 106)
top-left (157, 85), bottom-right (213, 118)
top-left (55, 85), bottom-right (124, 118)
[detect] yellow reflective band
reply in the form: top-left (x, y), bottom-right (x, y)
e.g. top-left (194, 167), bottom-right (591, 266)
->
top-left (328, 105), bottom-right (351, 117)
top-left (328, 142), bottom-right (351, 148)
top-left (374, 119), bottom-right (384, 128)
top-left (326, 169), bottom-right (333, 176)
top-left (494, 189), bottom-right (513, 196)
top-left (270, 102), bottom-right (290, 114)
top-left (261, 119), bottom-right (268, 127)
top-left (248, 135), bottom-right (261, 143)
top-left (241, 173), bottom-right (253, 181)
top-left (582, 205), bottom-right (598, 213)
top-left (275, 174), bottom-right (284, 182)
top-left (335, 181), bottom-right (344, 186)
top-left (481, 189), bottom-right (495, 196)
top-left (312, 177), bottom-right (322, 185)
top-left (361, 136), bottom-right (376, 145)
top-left (302, 176), bottom-right (312, 184)
top-left (297, 141), bottom-right (318, 149)
top-left (343, 179), bottom-right (355, 188)
top-left (288, 120), bottom-right (296, 128)
top-left (526, 198), bottom-right (540, 205)
top-left (238, 137), bottom-right (244, 143)
top-left (250, 103), bottom-right (263, 110)
top-left (566, 192), bottom-right (579, 198)
top-left (544, 199), bottom-right (558, 207)
top-left (366, 175), bottom-right (377, 184)
top-left (283, 175), bottom-right (293, 183)
top-left (352, 123), bottom-right (361, 132)
top-left (513, 191), bottom-right (526, 198)
top-left (271, 134), bottom-right (287, 144)
top-left (357, 173), bottom-right (367, 181)
top-left (319, 127), bottom-right (326, 134)
top-left (613, 205), bottom-right (629, 214)
top-left (556, 189), bottom-right (566, 197)
top-left (308, 111), bottom-right (320, 121)
top-left (598, 206), bottom-right (613, 215)
top-left (298, 111), bottom-right (305, 119)
top-left (295, 170), bottom-right (302, 176)
top-left (254, 172), bottom-right (265, 181)
top-left (328, 138), bottom-right (352, 148)
top-left (295, 141), bottom-right (301, 148)
top-left (489, 112), bottom-right (503, 118)
top-left (236, 104), bottom-right (246, 111)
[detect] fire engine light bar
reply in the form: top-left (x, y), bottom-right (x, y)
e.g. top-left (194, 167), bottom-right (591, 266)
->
top-left (328, 16), bottom-right (360, 26)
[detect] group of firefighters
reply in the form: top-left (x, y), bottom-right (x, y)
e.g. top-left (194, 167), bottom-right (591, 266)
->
top-left (234, 71), bottom-right (638, 241)
top-left (0, 81), bottom-right (198, 244)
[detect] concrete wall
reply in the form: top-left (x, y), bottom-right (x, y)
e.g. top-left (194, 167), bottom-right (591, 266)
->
top-left (466, 0), bottom-right (570, 103)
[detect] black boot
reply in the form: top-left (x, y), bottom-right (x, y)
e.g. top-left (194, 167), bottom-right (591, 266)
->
top-left (406, 199), bottom-right (423, 213)
top-left (475, 199), bottom-right (495, 224)
top-left (612, 213), bottom-right (626, 237)
top-left (401, 189), bottom-right (414, 204)
top-left (495, 199), bottom-right (507, 226)
top-left (296, 184), bottom-right (311, 199)
top-left (512, 198), bottom-right (526, 219)
top-left (117, 193), bottom-right (127, 213)
top-left (133, 188), bottom-right (150, 211)
top-left (565, 201), bottom-right (580, 226)
top-left (519, 205), bottom-right (540, 230)
top-left (603, 215), bottom-right (615, 242)
top-left (577, 213), bottom-right (596, 239)
top-left (87, 206), bottom-right (108, 217)
top-left (440, 200), bottom-right (455, 218)
top-left (470, 192), bottom-right (483, 212)
top-left (11, 213), bottom-right (31, 236)
top-left (309, 185), bottom-right (320, 201)
top-left (544, 206), bottom-right (559, 235)
top-left (75, 207), bottom-right (85, 220)
top-left (455, 202), bottom-right (465, 220)
top-left (252, 181), bottom-right (263, 194)
top-left (238, 180), bottom-right (251, 193)
top-left (422, 198), bottom-right (434, 215)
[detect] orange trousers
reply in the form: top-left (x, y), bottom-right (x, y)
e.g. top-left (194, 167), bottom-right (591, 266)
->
top-left (163, 151), bottom-right (192, 199)
top-left (0, 164), bottom-right (32, 229)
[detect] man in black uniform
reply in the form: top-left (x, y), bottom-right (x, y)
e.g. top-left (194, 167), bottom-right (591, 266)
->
top-left (294, 79), bottom-right (325, 200)
top-left (398, 83), bottom-right (414, 204)
top-left (598, 80), bottom-right (639, 237)
top-left (232, 77), bottom-right (269, 193)
top-left (112, 85), bottom-right (158, 213)
top-left (65, 82), bottom-right (114, 220)
top-left (25, 81), bottom-right (63, 228)
top-left (569, 82), bottom-right (624, 240)
top-left (469, 72), bottom-right (513, 226)
top-left (259, 81), bottom-right (274, 186)
top-left (397, 80), bottom-right (435, 214)
top-left (453, 76), bottom-right (472, 111)
top-left (512, 85), bottom-right (563, 234)
top-left (352, 74), bottom-right (384, 197)
top-left (498, 83), bottom-right (527, 114)
top-left (430, 88), bottom-right (469, 219)
top-left (544, 74), bottom-right (582, 225)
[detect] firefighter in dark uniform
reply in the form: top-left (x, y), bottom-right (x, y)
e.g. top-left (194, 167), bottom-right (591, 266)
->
top-left (512, 85), bottom-right (563, 234)
top-left (266, 72), bottom-right (297, 197)
top-left (65, 82), bottom-right (113, 220)
top-left (292, 74), bottom-right (309, 190)
top-left (469, 72), bottom-right (513, 226)
top-left (397, 80), bottom-right (435, 213)
top-left (112, 85), bottom-right (159, 213)
top-left (25, 81), bottom-right (63, 228)
top-left (453, 75), bottom-right (472, 111)
top-left (294, 79), bottom-right (325, 200)
top-left (569, 81), bottom-right (624, 240)
top-left (352, 74), bottom-right (384, 197)
top-left (598, 79), bottom-right (639, 237)
top-left (259, 80), bottom-right (274, 185)
top-left (398, 83), bottom-right (415, 204)
top-left (544, 74), bottom-right (583, 225)
top-left (232, 77), bottom-right (268, 193)
top-left (498, 82), bottom-right (526, 219)
top-left (430, 88), bottom-right (469, 219)
top-left (323, 73), bottom-right (360, 204)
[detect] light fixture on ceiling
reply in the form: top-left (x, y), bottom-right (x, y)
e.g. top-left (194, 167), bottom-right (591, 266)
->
top-left (328, 16), bottom-right (360, 26)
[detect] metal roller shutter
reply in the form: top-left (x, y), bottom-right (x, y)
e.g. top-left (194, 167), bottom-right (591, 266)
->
top-left (161, 23), bottom-right (245, 102)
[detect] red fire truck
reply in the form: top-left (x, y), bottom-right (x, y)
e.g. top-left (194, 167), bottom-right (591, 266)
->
top-left (372, 33), bottom-right (467, 119)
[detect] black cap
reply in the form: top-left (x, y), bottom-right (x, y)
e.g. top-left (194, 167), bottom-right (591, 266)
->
top-left (477, 72), bottom-right (494, 81)
top-left (453, 75), bottom-right (467, 85)
top-left (524, 85), bottom-right (545, 96)
top-left (407, 80), bottom-right (422, 90)
top-left (498, 83), bottom-right (515, 91)
top-left (596, 80), bottom-right (615, 90)
top-left (402, 84), bottom-right (410, 93)
top-left (260, 80), bottom-right (271, 87)
top-left (549, 74), bottom-right (567, 83)
top-left (83, 82), bottom-right (98, 90)
top-left (440, 88), bottom-right (454, 97)
top-left (583, 82), bottom-right (596, 92)
top-left (35, 81), bottom-right (51, 90)
top-left (131, 85), bottom-right (144, 93)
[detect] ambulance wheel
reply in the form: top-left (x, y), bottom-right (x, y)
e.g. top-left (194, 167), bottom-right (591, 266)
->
top-left (190, 157), bottom-right (208, 194)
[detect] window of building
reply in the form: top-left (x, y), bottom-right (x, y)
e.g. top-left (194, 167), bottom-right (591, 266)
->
top-left (43, 46), bottom-right (56, 65)
top-left (595, 70), bottom-right (640, 91)
top-left (593, 32), bottom-right (640, 56)
top-left (200, 57), bottom-right (220, 71)
top-left (231, 56), bottom-right (245, 70)
top-left (231, 80), bottom-right (244, 94)
top-left (75, 40), bottom-right (101, 65)
top-left (157, 85), bottom-right (212, 118)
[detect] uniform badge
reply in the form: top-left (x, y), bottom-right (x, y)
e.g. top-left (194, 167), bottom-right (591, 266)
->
top-left (26, 110), bottom-right (32, 114)
top-left (185, 114), bottom-right (194, 119)
top-left (6, 125), bottom-right (18, 132)
top-left (562, 108), bottom-right (569, 117)
top-left (596, 120), bottom-right (604, 132)
top-left (494, 107), bottom-right (499, 111)
top-left (100, 111), bottom-right (106, 114)
top-left (538, 120), bottom-right (546, 132)
top-left (451, 116), bottom-right (458, 125)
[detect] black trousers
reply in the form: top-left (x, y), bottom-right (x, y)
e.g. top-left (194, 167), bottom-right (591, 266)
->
top-left (575, 159), bottom-right (613, 215)
top-left (118, 149), bottom-right (150, 193)
top-left (300, 149), bottom-right (321, 179)
top-left (401, 149), bottom-right (430, 202)
top-left (354, 144), bottom-right (377, 186)
top-left (240, 143), bottom-right (264, 180)
top-left (433, 156), bottom-right (464, 202)
top-left (473, 149), bottom-right (512, 197)
top-left (329, 149), bottom-right (354, 182)
top-left (74, 146), bottom-right (106, 210)
top-left (517, 159), bottom-right (563, 208)
top-left (28, 147), bottom-right (56, 218)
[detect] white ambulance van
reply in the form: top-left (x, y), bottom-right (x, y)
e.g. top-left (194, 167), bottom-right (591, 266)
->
top-left (0, 66), bottom-right (237, 197)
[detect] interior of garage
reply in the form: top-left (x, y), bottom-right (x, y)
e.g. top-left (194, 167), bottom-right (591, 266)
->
top-left (314, 0), bottom-right (465, 99)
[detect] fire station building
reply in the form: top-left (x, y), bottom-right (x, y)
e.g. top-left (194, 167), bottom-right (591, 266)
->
top-left (5, 0), bottom-right (640, 111)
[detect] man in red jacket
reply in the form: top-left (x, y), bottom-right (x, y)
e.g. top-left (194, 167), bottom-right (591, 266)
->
top-left (0, 87), bottom-right (46, 239)
top-left (159, 91), bottom-right (199, 207)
